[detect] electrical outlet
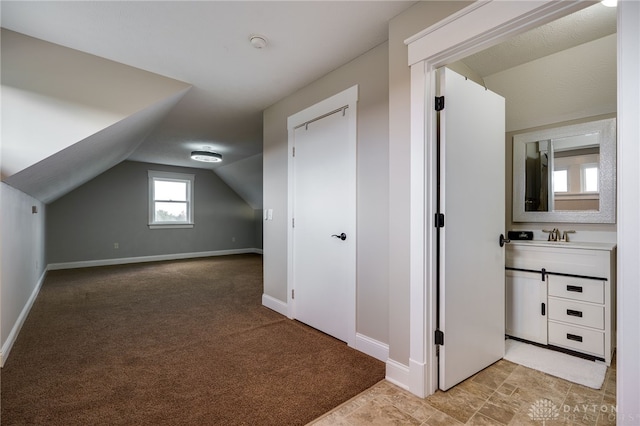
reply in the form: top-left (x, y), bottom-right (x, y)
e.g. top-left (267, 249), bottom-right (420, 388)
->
top-left (114, 242), bottom-right (119, 249)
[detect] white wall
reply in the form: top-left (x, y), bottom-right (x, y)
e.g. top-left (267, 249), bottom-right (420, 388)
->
top-left (617, 0), bottom-right (640, 418)
top-left (485, 34), bottom-right (616, 133)
top-left (0, 183), bottom-right (46, 366)
top-left (491, 35), bottom-right (618, 243)
top-left (1, 29), bottom-right (190, 179)
top-left (387, 0), bottom-right (472, 366)
top-left (263, 42), bottom-right (390, 346)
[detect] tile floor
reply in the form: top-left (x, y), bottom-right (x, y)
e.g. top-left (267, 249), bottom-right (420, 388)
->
top-left (309, 356), bottom-right (616, 425)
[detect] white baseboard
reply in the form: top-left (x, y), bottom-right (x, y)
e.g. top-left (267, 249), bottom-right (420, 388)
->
top-left (1, 269), bottom-right (47, 367)
top-left (261, 294), bottom-right (288, 316)
top-left (386, 358), bottom-right (411, 391)
top-left (355, 333), bottom-right (389, 362)
top-left (48, 248), bottom-right (263, 270)
top-left (408, 358), bottom-right (428, 398)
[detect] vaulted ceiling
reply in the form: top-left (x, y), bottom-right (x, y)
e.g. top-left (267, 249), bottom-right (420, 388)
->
top-left (1, 1), bottom-right (616, 207)
top-left (1, 1), bottom-right (416, 207)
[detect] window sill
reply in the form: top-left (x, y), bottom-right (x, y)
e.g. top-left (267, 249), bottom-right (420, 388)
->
top-left (148, 224), bottom-right (194, 230)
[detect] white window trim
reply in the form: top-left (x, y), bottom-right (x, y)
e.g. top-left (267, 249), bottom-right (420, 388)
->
top-left (148, 170), bottom-right (195, 229)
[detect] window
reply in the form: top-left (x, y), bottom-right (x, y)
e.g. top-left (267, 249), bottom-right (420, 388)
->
top-left (581, 164), bottom-right (599, 193)
top-left (553, 169), bottom-right (568, 193)
top-left (148, 171), bottom-right (194, 229)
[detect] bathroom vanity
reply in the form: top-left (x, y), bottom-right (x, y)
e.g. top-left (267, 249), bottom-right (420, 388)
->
top-left (506, 240), bottom-right (616, 365)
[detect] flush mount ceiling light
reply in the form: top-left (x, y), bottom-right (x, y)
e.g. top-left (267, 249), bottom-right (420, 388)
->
top-left (190, 150), bottom-right (222, 163)
top-left (601, 0), bottom-right (617, 6)
top-left (249, 34), bottom-right (268, 49)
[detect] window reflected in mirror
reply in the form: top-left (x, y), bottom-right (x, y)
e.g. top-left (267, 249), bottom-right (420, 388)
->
top-left (524, 133), bottom-right (600, 213)
top-left (513, 118), bottom-right (615, 223)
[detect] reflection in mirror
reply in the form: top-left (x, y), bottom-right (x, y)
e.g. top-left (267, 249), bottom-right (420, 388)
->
top-left (553, 133), bottom-right (600, 211)
top-left (524, 133), bottom-right (601, 213)
top-left (524, 140), bottom-right (549, 212)
top-left (513, 118), bottom-right (615, 223)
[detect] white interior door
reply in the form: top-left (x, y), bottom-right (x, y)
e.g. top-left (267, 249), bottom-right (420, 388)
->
top-left (438, 67), bottom-right (506, 391)
top-left (291, 103), bottom-right (356, 344)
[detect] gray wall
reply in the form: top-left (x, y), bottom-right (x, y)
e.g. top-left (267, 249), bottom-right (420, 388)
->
top-left (47, 160), bottom-right (258, 264)
top-left (254, 209), bottom-right (263, 250)
top-left (263, 42), bottom-right (390, 345)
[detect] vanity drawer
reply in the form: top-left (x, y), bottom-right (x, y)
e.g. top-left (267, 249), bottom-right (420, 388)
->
top-left (548, 275), bottom-right (604, 304)
top-left (548, 322), bottom-right (604, 357)
top-left (548, 298), bottom-right (604, 329)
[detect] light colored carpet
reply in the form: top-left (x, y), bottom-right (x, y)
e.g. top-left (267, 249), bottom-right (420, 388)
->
top-left (504, 339), bottom-right (607, 389)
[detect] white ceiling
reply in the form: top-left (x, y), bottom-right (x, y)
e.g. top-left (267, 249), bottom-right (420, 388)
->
top-left (461, 2), bottom-right (617, 77)
top-left (0, 1), bottom-right (616, 207)
top-left (1, 1), bottom-right (415, 172)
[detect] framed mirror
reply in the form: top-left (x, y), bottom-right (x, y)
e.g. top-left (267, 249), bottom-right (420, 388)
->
top-left (513, 118), bottom-right (616, 223)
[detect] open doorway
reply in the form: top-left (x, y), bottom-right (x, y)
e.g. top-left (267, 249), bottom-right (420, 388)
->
top-left (404, 1), bottom-right (621, 398)
top-left (444, 1), bottom-right (617, 391)
top-left (448, 2), bottom-right (617, 240)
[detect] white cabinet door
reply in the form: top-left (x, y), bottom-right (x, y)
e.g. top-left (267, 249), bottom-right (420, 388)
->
top-left (506, 269), bottom-right (548, 345)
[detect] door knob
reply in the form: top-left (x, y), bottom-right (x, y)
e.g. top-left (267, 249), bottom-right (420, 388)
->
top-left (331, 233), bottom-right (347, 241)
top-left (499, 234), bottom-right (510, 247)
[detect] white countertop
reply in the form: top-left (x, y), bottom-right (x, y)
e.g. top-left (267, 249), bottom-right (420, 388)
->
top-left (509, 240), bottom-right (617, 251)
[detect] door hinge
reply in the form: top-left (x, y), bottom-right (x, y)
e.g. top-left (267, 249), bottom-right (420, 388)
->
top-left (435, 96), bottom-right (445, 111)
top-left (292, 289), bottom-right (295, 299)
top-left (292, 218), bottom-right (295, 228)
top-left (292, 146), bottom-right (296, 157)
top-left (435, 213), bottom-right (445, 228)
top-left (435, 329), bottom-right (444, 345)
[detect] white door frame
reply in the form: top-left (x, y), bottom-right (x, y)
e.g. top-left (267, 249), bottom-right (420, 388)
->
top-left (404, 0), bottom-right (605, 398)
top-left (286, 85), bottom-right (358, 348)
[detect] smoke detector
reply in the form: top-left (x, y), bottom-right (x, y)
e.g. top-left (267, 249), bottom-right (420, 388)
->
top-left (249, 35), bottom-right (268, 49)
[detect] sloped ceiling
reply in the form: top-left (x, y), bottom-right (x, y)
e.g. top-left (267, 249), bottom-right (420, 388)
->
top-left (2, 1), bottom-right (615, 207)
top-left (1, 29), bottom-right (192, 202)
top-left (215, 153), bottom-right (263, 209)
top-left (4, 88), bottom-right (190, 204)
top-left (1, 1), bottom-right (416, 205)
